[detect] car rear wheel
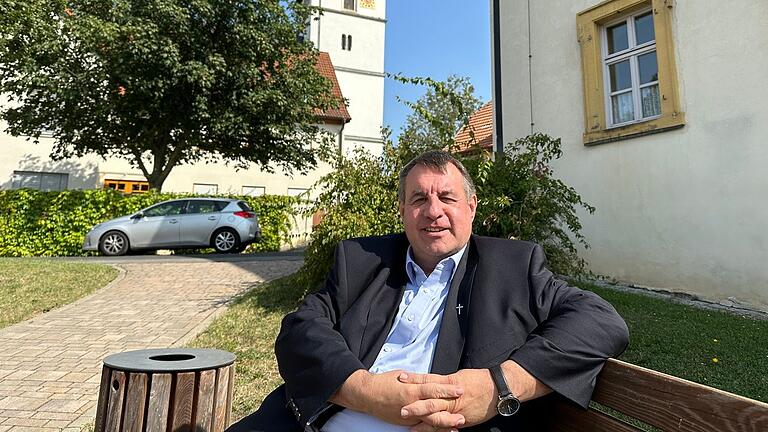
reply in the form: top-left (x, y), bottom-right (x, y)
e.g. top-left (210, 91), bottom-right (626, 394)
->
top-left (212, 228), bottom-right (240, 253)
top-left (99, 231), bottom-right (129, 256)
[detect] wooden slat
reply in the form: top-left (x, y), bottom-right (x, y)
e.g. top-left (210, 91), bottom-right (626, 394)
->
top-left (146, 373), bottom-right (172, 432)
top-left (212, 365), bottom-right (232, 432)
top-left (94, 366), bottom-right (112, 432)
top-left (195, 370), bottom-right (217, 431)
top-left (543, 400), bottom-right (642, 432)
top-left (122, 372), bottom-right (148, 432)
top-left (104, 370), bottom-right (126, 432)
top-left (592, 359), bottom-right (768, 432)
top-left (226, 365), bottom-right (235, 427)
top-left (170, 372), bottom-right (196, 432)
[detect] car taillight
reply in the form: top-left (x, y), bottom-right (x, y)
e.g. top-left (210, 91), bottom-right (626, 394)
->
top-left (234, 211), bottom-right (255, 219)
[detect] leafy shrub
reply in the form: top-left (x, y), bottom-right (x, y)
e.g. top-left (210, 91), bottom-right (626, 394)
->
top-left (470, 133), bottom-right (595, 276)
top-left (300, 133), bottom-right (594, 288)
top-left (299, 146), bottom-right (403, 288)
top-left (0, 189), bottom-right (296, 256)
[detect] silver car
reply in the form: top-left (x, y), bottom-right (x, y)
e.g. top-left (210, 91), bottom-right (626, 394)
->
top-left (83, 198), bottom-right (261, 256)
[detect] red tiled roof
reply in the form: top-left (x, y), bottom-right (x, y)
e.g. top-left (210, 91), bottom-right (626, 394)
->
top-left (455, 101), bottom-right (493, 154)
top-left (315, 52), bottom-right (351, 124)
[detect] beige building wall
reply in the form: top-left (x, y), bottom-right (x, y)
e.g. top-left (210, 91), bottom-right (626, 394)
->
top-left (495, 0), bottom-right (768, 309)
top-left (0, 132), bottom-right (101, 190)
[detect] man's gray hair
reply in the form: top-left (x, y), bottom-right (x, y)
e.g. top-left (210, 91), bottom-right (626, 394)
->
top-left (398, 150), bottom-right (477, 203)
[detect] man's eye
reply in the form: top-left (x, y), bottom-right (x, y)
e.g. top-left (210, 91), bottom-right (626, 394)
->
top-left (411, 198), bottom-right (425, 205)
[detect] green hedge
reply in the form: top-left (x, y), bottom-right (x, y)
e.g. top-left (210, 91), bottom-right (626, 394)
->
top-left (0, 189), bottom-right (298, 257)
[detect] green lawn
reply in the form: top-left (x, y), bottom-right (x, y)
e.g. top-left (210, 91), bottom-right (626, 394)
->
top-left (579, 281), bottom-right (768, 402)
top-left (191, 273), bottom-right (768, 420)
top-left (0, 258), bottom-right (119, 329)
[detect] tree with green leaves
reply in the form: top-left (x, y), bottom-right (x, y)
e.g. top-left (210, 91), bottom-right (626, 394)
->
top-left (0, 0), bottom-right (338, 191)
top-left (393, 74), bottom-right (482, 160)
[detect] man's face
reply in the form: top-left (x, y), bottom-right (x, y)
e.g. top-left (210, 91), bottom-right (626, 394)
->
top-left (399, 163), bottom-right (477, 273)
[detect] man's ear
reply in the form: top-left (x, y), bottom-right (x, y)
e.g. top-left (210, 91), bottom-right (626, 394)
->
top-left (399, 201), bottom-right (405, 219)
top-left (469, 194), bottom-right (478, 219)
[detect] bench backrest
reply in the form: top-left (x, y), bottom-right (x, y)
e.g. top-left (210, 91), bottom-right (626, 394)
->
top-left (544, 358), bottom-right (768, 432)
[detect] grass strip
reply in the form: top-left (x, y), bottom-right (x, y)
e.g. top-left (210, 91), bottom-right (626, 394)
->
top-left (579, 281), bottom-right (768, 403)
top-left (0, 258), bottom-right (119, 329)
top-left (189, 273), bottom-right (307, 419)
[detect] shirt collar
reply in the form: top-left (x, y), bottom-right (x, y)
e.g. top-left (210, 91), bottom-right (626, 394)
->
top-left (405, 244), bottom-right (468, 284)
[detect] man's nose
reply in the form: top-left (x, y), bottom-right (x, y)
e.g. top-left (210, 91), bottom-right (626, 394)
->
top-left (424, 197), bottom-right (444, 219)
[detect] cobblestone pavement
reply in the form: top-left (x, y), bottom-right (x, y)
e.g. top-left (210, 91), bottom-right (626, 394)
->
top-left (0, 258), bottom-right (302, 431)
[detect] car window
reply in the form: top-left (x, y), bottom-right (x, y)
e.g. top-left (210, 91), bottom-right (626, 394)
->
top-left (213, 201), bottom-right (229, 212)
top-left (187, 200), bottom-right (221, 214)
top-left (237, 201), bottom-right (252, 211)
top-left (144, 201), bottom-right (185, 217)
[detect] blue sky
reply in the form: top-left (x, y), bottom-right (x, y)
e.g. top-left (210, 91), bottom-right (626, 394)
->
top-left (383, 0), bottom-right (491, 135)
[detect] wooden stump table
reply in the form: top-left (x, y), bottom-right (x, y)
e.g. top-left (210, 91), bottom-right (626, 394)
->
top-left (94, 348), bottom-right (236, 432)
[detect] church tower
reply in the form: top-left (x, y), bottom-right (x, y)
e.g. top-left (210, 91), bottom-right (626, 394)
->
top-left (305, 0), bottom-right (386, 155)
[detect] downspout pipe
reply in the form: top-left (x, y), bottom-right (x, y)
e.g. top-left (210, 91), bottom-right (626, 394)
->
top-left (491, 0), bottom-right (504, 155)
top-left (317, 0), bottom-right (322, 49)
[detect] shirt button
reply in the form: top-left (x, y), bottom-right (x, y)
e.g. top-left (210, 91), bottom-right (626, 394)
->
top-left (383, 347), bottom-right (392, 353)
top-left (407, 315), bottom-right (415, 322)
top-left (424, 289), bottom-right (431, 294)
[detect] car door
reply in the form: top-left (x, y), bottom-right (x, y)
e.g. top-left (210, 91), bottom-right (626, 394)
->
top-left (127, 201), bottom-right (185, 247)
top-left (179, 200), bottom-right (224, 245)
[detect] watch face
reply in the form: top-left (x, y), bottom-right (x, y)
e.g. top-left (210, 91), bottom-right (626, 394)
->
top-left (497, 395), bottom-right (521, 416)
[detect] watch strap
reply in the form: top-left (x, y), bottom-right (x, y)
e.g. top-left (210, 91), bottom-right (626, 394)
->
top-left (489, 364), bottom-right (512, 398)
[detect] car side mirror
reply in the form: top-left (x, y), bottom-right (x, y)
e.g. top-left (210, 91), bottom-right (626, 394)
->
top-left (131, 212), bottom-right (144, 220)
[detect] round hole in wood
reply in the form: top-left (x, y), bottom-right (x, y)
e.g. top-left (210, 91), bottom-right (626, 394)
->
top-left (112, 379), bottom-right (120, 391)
top-left (148, 354), bottom-right (196, 362)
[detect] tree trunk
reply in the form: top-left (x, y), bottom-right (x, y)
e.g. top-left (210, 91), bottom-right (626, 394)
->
top-left (131, 143), bottom-right (186, 192)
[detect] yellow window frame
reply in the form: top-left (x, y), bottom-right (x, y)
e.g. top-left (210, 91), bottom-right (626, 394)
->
top-left (577, 0), bottom-right (684, 145)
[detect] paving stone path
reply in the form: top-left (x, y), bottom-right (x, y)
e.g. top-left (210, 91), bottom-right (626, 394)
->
top-left (0, 258), bottom-right (302, 431)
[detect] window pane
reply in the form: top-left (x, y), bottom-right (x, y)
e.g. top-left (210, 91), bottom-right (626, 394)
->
top-left (193, 183), bottom-right (218, 195)
top-left (641, 85), bottom-right (661, 118)
top-left (188, 200), bottom-right (218, 214)
top-left (611, 92), bottom-right (634, 124)
top-left (146, 201), bottom-right (184, 217)
top-left (287, 188), bottom-right (308, 197)
top-left (609, 60), bottom-right (632, 91)
top-left (13, 172), bottom-right (40, 189)
top-left (343, 0), bottom-right (355, 10)
top-left (635, 12), bottom-right (655, 45)
top-left (40, 174), bottom-right (65, 191)
top-left (607, 22), bottom-right (629, 54)
top-left (638, 51), bottom-right (658, 84)
top-left (242, 186), bottom-right (265, 196)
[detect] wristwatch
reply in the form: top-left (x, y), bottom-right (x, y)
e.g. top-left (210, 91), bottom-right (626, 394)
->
top-left (489, 365), bottom-right (521, 416)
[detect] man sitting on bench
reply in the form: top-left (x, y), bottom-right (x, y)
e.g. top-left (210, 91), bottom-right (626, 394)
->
top-left (228, 150), bottom-right (629, 432)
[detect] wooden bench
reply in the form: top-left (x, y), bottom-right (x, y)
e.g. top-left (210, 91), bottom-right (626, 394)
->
top-left (544, 358), bottom-right (768, 432)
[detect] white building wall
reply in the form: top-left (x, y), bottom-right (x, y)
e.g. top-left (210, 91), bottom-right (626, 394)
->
top-left (307, 0), bottom-right (386, 154)
top-left (496, 0), bottom-right (768, 309)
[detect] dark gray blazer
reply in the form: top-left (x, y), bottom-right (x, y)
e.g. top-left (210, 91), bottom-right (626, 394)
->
top-left (232, 234), bottom-right (629, 432)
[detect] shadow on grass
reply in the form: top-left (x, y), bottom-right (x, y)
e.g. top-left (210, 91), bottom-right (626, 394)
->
top-left (237, 271), bottom-right (316, 315)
